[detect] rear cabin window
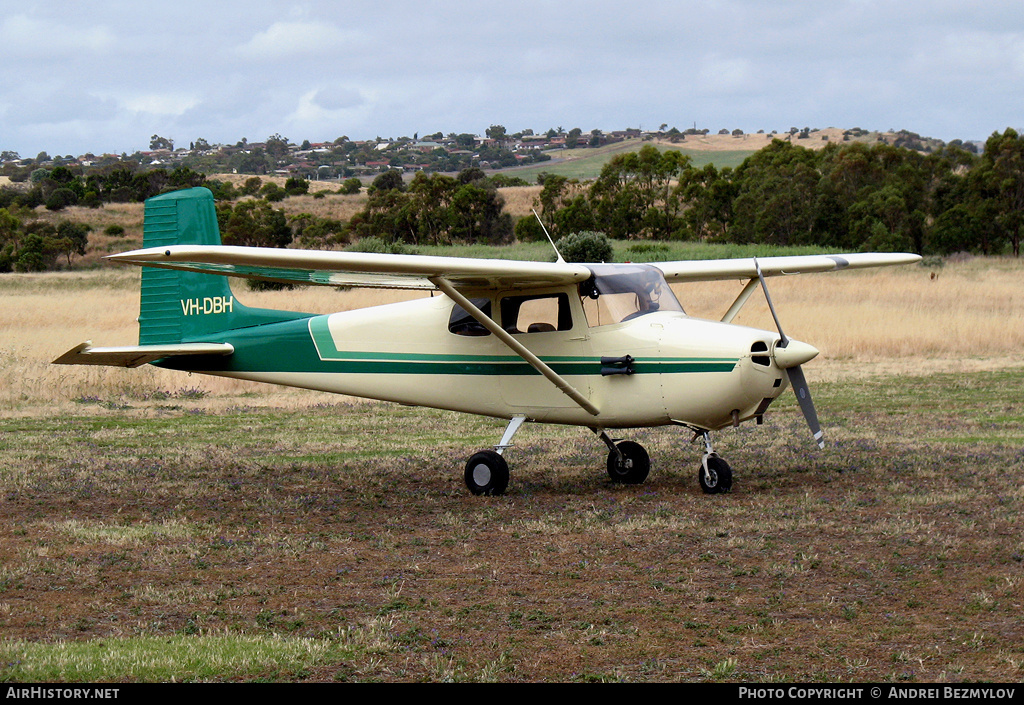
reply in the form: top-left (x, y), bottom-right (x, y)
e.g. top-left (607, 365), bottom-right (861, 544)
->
top-left (500, 293), bottom-right (573, 334)
top-left (448, 298), bottom-right (492, 336)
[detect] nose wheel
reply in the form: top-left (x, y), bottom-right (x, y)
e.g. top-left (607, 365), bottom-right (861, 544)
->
top-left (696, 430), bottom-right (732, 494)
top-left (699, 453), bottom-right (732, 494)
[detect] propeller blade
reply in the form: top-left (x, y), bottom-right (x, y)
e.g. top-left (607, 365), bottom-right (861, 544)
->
top-left (787, 365), bottom-right (825, 449)
top-left (754, 258), bottom-right (824, 449)
top-left (754, 258), bottom-right (789, 347)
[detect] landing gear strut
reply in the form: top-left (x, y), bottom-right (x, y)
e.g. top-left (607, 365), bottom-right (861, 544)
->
top-left (696, 431), bottom-right (732, 494)
top-left (464, 415), bottom-right (525, 496)
top-left (596, 430), bottom-right (650, 484)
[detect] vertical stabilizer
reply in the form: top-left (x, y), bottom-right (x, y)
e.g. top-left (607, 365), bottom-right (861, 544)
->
top-left (138, 187), bottom-right (308, 345)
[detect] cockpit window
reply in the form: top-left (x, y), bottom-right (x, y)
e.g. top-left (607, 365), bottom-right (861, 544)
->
top-left (579, 264), bottom-right (684, 327)
top-left (500, 293), bottom-right (573, 334)
top-left (448, 298), bottom-right (492, 336)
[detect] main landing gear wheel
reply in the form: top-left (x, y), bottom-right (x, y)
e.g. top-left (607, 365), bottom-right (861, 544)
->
top-left (699, 453), bottom-right (733, 494)
top-left (606, 440), bottom-right (651, 485)
top-left (464, 450), bottom-right (509, 496)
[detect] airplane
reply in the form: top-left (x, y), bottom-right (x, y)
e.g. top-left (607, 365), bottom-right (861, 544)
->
top-left (54, 187), bottom-right (921, 496)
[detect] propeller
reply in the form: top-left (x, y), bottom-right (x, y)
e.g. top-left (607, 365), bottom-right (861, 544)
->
top-left (753, 259), bottom-right (825, 449)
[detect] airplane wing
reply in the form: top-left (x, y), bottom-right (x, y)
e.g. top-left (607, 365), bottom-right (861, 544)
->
top-left (107, 245), bottom-right (592, 290)
top-left (108, 246), bottom-right (919, 289)
top-left (654, 252), bottom-right (921, 282)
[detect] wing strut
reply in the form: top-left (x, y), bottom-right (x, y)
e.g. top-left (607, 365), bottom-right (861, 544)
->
top-left (721, 278), bottom-right (760, 323)
top-left (430, 277), bottom-right (600, 417)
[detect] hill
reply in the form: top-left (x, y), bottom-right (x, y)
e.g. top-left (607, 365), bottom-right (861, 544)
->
top-left (493, 127), bottom-right (945, 182)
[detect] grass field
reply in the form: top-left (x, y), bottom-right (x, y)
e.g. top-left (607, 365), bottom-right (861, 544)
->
top-left (1, 257), bottom-right (1023, 682)
top-left (508, 142), bottom-right (755, 182)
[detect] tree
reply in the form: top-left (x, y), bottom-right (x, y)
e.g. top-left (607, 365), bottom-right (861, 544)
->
top-left (290, 213), bottom-right (346, 248)
top-left (588, 145), bottom-right (691, 239)
top-left (976, 128), bottom-right (1024, 256)
top-left (727, 140), bottom-right (823, 245)
top-left (485, 125), bottom-right (507, 140)
top-left (449, 182), bottom-right (511, 243)
top-left (0, 208), bottom-right (22, 258)
top-left (672, 164), bottom-right (734, 241)
top-left (13, 232), bottom-right (49, 271)
top-left (220, 200), bottom-right (292, 248)
top-left (369, 170), bottom-right (405, 194)
top-left (232, 147), bottom-right (270, 175)
top-left (149, 135), bottom-right (173, 151)
top-left (265, 134), bottom-right (290, 159)
top-left (55, 221), bottom-right (91, 265)
top-left (407, 172), bottom-right (459, 245)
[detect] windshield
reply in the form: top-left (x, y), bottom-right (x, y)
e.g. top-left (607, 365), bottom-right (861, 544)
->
top-left (580, 264), bottom-right (684, 327)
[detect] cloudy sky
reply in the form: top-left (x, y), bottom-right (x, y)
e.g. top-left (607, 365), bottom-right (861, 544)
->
top-left (2, 0), bottom-right (1021, 157)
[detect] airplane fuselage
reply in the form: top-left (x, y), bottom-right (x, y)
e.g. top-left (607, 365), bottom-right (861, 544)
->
top-left (164, 288), bottom-right (791, 431)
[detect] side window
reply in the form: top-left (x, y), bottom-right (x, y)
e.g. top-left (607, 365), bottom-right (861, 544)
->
top-left (448, 298), bottom-right (492, 336)
top-left (500, 293), bottom-right (572, 334)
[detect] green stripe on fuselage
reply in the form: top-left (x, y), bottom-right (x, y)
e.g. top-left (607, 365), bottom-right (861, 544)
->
top-left (157, 314), bottom-right (738, 375)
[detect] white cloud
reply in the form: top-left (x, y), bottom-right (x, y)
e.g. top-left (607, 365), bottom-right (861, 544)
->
top-left (114, 92), bottom-right (201, 117)
top-left (698, 54), bottom-right (755, 94)
top-left (234, 21), bottom-right (360, 60)
top-left (2, 1), bottom-right (1022, 155)
top-left (0, 14), bottom-right (113, 57)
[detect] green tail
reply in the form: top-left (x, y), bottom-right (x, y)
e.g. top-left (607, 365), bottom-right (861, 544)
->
top-left (138, 187), bottom-right (308, 345)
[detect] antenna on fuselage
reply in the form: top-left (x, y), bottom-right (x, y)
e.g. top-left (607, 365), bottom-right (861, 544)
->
top-left (533, 208), bottom-right (565, 264)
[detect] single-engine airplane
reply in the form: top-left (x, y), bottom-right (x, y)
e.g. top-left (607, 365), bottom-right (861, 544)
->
top-left (55, 187), bottom-right (920, 495)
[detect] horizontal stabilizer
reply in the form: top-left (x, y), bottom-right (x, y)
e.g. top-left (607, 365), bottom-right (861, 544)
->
top-left (53, 341), bottom-right (234, 368)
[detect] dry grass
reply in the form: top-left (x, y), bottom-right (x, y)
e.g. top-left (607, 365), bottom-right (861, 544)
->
top-left (0, 366), bottom-right (1022, 681)
top-left (1, 258), bottom-right (1023, 682)
top-left (3, 258), bottom-right (1022, 413)
top-left (0, 270), bottom-right (427, 410)
top-left (498, 186), bottom-right (543, 217)
top-left (676, 257), bottom-right (1024, 365)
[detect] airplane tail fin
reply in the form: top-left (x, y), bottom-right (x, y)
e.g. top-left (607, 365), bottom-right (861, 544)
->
top-left (138, 187), bottom-right (307, 345)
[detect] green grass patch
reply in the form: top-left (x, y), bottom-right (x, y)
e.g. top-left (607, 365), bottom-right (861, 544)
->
top-left (509, 143), bottom-right (755, 182)
top-left (1, 367), bottom-right (1023, 681)
top-left (0, 631), bottom-right (386, 682)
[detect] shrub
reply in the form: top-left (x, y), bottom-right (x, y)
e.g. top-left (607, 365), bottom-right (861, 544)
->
top-left (339, 178), bottom-right (362, 195)
top-left (260, 183), bottom-right (287, 202)
top-left (45, 188), bottom-right (78, 211)
top-left (346, 236), bottom-right (417, 255)
top-left (284, 177), bottom-right (309, 195)
top-left (514, 215), bottom-right (546, 242)
top-left (554, 231), bottom-right (613, 263)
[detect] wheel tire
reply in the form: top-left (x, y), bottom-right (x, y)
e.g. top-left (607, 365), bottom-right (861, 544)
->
top-left (465, 450), bottom-right (510, 496)
top-left (698, 454), bottom-right (733, 494)
top-left (606, 440), bottom-right (650, 484)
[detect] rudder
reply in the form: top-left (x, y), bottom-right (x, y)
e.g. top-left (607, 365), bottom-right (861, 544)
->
top-left (138, 187), bottom-right (307, 344)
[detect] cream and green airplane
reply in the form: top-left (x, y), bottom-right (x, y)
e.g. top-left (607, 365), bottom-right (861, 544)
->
top-left (55, 187), bottom-right (920, 496)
